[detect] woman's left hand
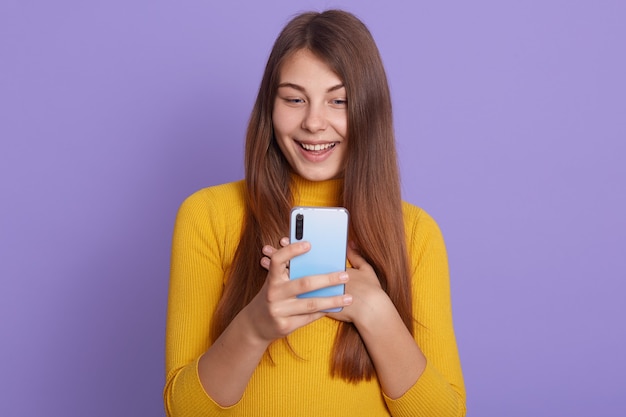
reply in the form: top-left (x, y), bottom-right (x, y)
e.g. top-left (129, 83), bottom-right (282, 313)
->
top-left (262, 239), bottom-right (427, 399)
top-left (326, 243), bottom-right (389, 325)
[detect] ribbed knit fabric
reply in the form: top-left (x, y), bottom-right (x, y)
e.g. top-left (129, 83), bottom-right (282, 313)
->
top-left (164, 176), bottom-right (466, 416)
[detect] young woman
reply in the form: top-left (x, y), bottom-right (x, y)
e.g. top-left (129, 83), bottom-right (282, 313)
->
top-left (164, 10), bottom-right (466, 417)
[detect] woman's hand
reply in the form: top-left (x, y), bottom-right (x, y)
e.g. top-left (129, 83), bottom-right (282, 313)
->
top-left (327, 243), bottom-right (389, 326)
top-left (255, 239), bottom-right (427, 400)
top-left (247, 237), bottom-right (353, 344)
top-left (332, 243), bottom-right (428, 399)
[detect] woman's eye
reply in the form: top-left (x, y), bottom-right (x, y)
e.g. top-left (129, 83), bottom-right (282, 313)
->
top-left (285, 97), bottom-right (304, 104)
top-left (332, 99), bottom-right (347, 106)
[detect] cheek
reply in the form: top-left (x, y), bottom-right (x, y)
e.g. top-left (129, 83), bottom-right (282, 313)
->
top-left (340, 120), bottom-right (348, 138)
top-left (331, 114), bottom-right (348, 139)
top-left (272, 104), bottom-right (299, 134)
top-left (272, 110), bottom-right (292, 153)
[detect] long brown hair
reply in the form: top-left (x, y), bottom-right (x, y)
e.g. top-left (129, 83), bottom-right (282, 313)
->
top-left (211, 9), bottom-right (412, 382)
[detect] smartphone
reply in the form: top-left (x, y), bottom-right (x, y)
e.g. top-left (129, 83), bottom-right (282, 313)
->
top-left (289, 206), bottom-right (349, 312)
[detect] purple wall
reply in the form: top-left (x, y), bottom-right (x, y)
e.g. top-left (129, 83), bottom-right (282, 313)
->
top-left (1, 1), bottom-right (624, 416)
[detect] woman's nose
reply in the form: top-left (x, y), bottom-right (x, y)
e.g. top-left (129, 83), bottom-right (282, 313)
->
top-left (301, 104), bottom-right (328, 132)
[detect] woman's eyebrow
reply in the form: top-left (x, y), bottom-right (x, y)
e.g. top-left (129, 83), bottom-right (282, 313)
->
top-left (326, 83), bottom-right (345, 93)
top-left (277, 82), bottom-right (345, 93)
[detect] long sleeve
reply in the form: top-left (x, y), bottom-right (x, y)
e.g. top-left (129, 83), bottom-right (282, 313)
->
top-left (164, 182), bottom-right (246, 417)
top-left (385, 204), bottom-right (466, 416)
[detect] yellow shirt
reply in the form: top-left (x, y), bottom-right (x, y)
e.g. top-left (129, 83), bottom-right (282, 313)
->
top-left (164, 176), bottom-right (466, 416)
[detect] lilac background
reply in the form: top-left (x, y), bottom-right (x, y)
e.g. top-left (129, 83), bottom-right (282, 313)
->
top-left (1, 1), bottom-right (624, 416)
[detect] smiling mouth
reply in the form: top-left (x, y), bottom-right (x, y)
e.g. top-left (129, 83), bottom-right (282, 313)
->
top-left (298, 142), bottom-right (336, 152)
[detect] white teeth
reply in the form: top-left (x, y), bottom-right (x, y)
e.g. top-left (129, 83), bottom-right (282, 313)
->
top-left (300, 142), bottom-right (335, 151)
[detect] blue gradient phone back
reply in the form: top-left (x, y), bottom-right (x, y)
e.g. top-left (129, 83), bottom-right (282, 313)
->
top-left (289, 206), bottom-right (349, 312)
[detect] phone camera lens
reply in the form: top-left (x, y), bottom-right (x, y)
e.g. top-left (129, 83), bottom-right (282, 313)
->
top-left (295, 214), bottom-right (304, 240)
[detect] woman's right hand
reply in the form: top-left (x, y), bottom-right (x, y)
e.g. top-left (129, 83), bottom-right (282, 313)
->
top-left (195, 237), bottom-right (351, 407)
top-left (244, 237), bottom-right (352, 344)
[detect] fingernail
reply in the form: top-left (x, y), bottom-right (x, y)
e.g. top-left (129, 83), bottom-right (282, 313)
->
top-left (339, 272), bottom-right (349, 282)
top-left (343, 295), bottom-right (353, 304)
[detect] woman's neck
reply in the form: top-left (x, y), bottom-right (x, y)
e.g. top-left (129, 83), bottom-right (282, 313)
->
top-left (290, 174), bottom-right (343, 207)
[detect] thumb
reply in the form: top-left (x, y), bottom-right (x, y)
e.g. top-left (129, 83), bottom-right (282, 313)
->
top-left (346, 241), bottom-right (368, 270)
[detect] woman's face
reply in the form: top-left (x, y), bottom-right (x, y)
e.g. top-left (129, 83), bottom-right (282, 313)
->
top-left (273, 49), bottom-right (348, 181)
